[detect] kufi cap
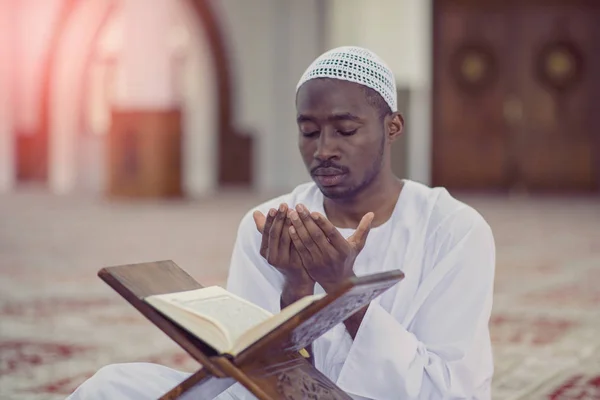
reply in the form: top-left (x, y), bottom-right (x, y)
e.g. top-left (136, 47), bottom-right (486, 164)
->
top-left (296, 46), bottom-right (397, 112)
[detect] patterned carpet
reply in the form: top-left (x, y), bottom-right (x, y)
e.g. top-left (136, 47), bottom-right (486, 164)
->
top-left (0, 190), bottom-right (599, 399)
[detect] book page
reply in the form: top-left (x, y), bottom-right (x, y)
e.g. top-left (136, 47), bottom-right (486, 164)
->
top-left (232, 293), bottom-right (325, 355)
top-left (146, 287), bottom-right (273, 345)
top-left (171, 294), bottom-right (272, 341)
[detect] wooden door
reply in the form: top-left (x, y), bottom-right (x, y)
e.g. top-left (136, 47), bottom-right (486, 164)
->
top-left (433, 0), bottom-right (600, 193)
top-left (512, 6), bottom-right (599, 192)
top-left (433, 4), bottom-right (513, 190)
top-left (107, 110), bottom-right (183, 198)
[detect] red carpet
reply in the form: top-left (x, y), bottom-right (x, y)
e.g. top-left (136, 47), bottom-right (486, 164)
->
top-left (0, 192), bottom-right (599, 399)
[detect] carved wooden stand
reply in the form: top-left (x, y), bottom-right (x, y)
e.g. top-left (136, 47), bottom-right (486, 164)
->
top-left (98, 260), bottom-right (404, 400)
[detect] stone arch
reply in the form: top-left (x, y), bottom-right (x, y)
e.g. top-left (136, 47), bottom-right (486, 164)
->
top-left (42, 0), bottom-right (251, 194)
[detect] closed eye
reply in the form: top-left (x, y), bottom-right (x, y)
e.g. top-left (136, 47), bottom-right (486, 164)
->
top-left (302, 131), bottom-right (319, 138)
top-left (339, 129), bottom-right (357, 136)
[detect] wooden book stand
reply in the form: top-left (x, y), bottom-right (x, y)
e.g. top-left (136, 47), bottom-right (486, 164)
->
top-left (98, 260), bottom-right (404, 399)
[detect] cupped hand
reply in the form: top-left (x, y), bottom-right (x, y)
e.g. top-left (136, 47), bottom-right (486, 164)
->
top-left (287, 204), bottom-right (374, 292)
top-left (253, 203), bottom-right (314, 288)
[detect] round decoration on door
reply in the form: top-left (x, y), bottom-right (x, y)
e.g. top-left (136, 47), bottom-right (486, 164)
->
top-left (450, 43), bottom-right (497, 94)
top-left (536, 40), bottom-right (584, 93)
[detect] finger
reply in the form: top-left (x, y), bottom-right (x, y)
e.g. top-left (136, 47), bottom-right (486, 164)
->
top-left (289, 207), bottom-right (321, 258)
top-left (259, 208), bottom-right (276, 258)
top-left (295, 205), bottom-right (332, 253)
top-left (310, 212), bottom-right (347, 250)
top-left (348, 212), bottom-right (374, 251)
top-left (279, 214), bottom-right (293, 256)
top-left (268, 203), bottom-right (288, 261)
top-left (253, 210), bottom-right (266, 234)
top-left (289, 225), bottom-right (313, 263)
top-left (289, 244), bottom-right (302, 266)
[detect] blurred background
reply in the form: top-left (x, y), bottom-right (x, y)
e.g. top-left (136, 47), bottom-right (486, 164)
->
top-left (0, 0), bottom-right (598, 399)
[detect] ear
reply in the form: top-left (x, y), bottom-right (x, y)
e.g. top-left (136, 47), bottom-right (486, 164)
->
top-left (386, 113), bottom-right (404, 143)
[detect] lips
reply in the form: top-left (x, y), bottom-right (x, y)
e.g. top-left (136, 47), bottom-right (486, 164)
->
top-left (311, 166), bottom-right (348, 187)
top-left (313, 171), bottom-right (347, 187)
top-left (312, 167), bottom-right (345, 176)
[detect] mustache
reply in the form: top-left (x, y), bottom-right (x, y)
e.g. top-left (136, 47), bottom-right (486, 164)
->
top-left (310, 161), bottom-right (349, 175)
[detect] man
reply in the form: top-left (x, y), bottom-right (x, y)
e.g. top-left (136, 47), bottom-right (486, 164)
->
top-left (68, 46), bottom-right (495, 399)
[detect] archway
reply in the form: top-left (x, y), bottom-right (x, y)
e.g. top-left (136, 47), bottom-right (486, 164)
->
top-left (42, 0), bottom-right (251, 195)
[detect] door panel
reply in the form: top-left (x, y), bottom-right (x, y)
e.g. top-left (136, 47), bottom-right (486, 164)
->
top-left (433, 0), bottom-right (600, 192)
top-left (433, 4), bottom-right (513, 190)
top-left (513, 7), bottom-right (598, 191)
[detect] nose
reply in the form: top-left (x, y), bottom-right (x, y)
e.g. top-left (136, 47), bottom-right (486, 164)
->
top-left (314, 131), bottom-right (340, 161)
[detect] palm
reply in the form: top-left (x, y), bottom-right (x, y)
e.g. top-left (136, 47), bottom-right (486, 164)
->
top-left (253, 208), bottom-right (312, 283)
top-left (285, 207), bottom-right (374, 292)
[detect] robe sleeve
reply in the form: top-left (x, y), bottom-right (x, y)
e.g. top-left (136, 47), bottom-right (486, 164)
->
top-left (336, 209), bottom-right (496, 399)
top-left (225, 211), bottom-right (285, 314)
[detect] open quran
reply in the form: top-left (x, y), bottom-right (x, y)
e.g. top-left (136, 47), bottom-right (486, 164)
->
top-left (98, 260), bottom-right (404, 399)
top-left (145, 286), bottom-right (322, 357)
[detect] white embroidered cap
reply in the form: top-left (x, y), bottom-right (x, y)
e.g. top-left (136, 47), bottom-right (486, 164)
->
top-left (296, 46), bottom-right (397, 112)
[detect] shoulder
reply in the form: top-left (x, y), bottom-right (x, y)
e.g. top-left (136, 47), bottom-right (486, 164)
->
top-left (236, 182), bottom-right (320, 234)
top-left (405, 180), bottom-right (493, 245)
top-left (405, 181), bottom-right (495, 278)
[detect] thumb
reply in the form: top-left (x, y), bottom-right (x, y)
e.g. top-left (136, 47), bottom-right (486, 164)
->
top-left (348, 212), bottom-right (374, 251)
top-left (253, 210), bottom-right (266, 234)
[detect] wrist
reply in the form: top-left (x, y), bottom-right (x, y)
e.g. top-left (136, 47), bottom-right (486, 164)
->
top-left (284, 281), bottom-right (314, 297)
top-left (281, 280), bottom-right (314, 308)
top-left (320, 271), bottom-right (357, 293)
top-left (283, 271), bottom-right (314, 292)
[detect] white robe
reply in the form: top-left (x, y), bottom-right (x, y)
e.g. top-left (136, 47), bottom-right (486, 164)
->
top-left (67, 180), bottom-right (495, 400)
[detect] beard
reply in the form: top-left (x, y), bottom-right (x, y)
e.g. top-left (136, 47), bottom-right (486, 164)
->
top-left (319, 135), bottom-right (386, 200)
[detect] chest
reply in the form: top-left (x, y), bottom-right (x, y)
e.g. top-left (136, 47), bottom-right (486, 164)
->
top-left (347, 226), bottom-right (427, 325)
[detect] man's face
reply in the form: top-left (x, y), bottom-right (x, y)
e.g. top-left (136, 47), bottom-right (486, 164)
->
top-left (296, 78), bottom-right (386, 200)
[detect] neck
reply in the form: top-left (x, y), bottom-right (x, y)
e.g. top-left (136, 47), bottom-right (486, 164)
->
top-left (323, 171), bottom-right (403, 229)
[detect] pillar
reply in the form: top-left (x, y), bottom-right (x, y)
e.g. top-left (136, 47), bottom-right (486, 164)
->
top-left (0, 0), bottom-right (15, 191)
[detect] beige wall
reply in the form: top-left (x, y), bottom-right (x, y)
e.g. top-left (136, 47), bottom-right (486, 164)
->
top-left (114, 0), bottom-right (176, 109)
top-left (326, 0), bottom-right (433, 185)
top-left (215, 0), bottom-right (323, 192)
